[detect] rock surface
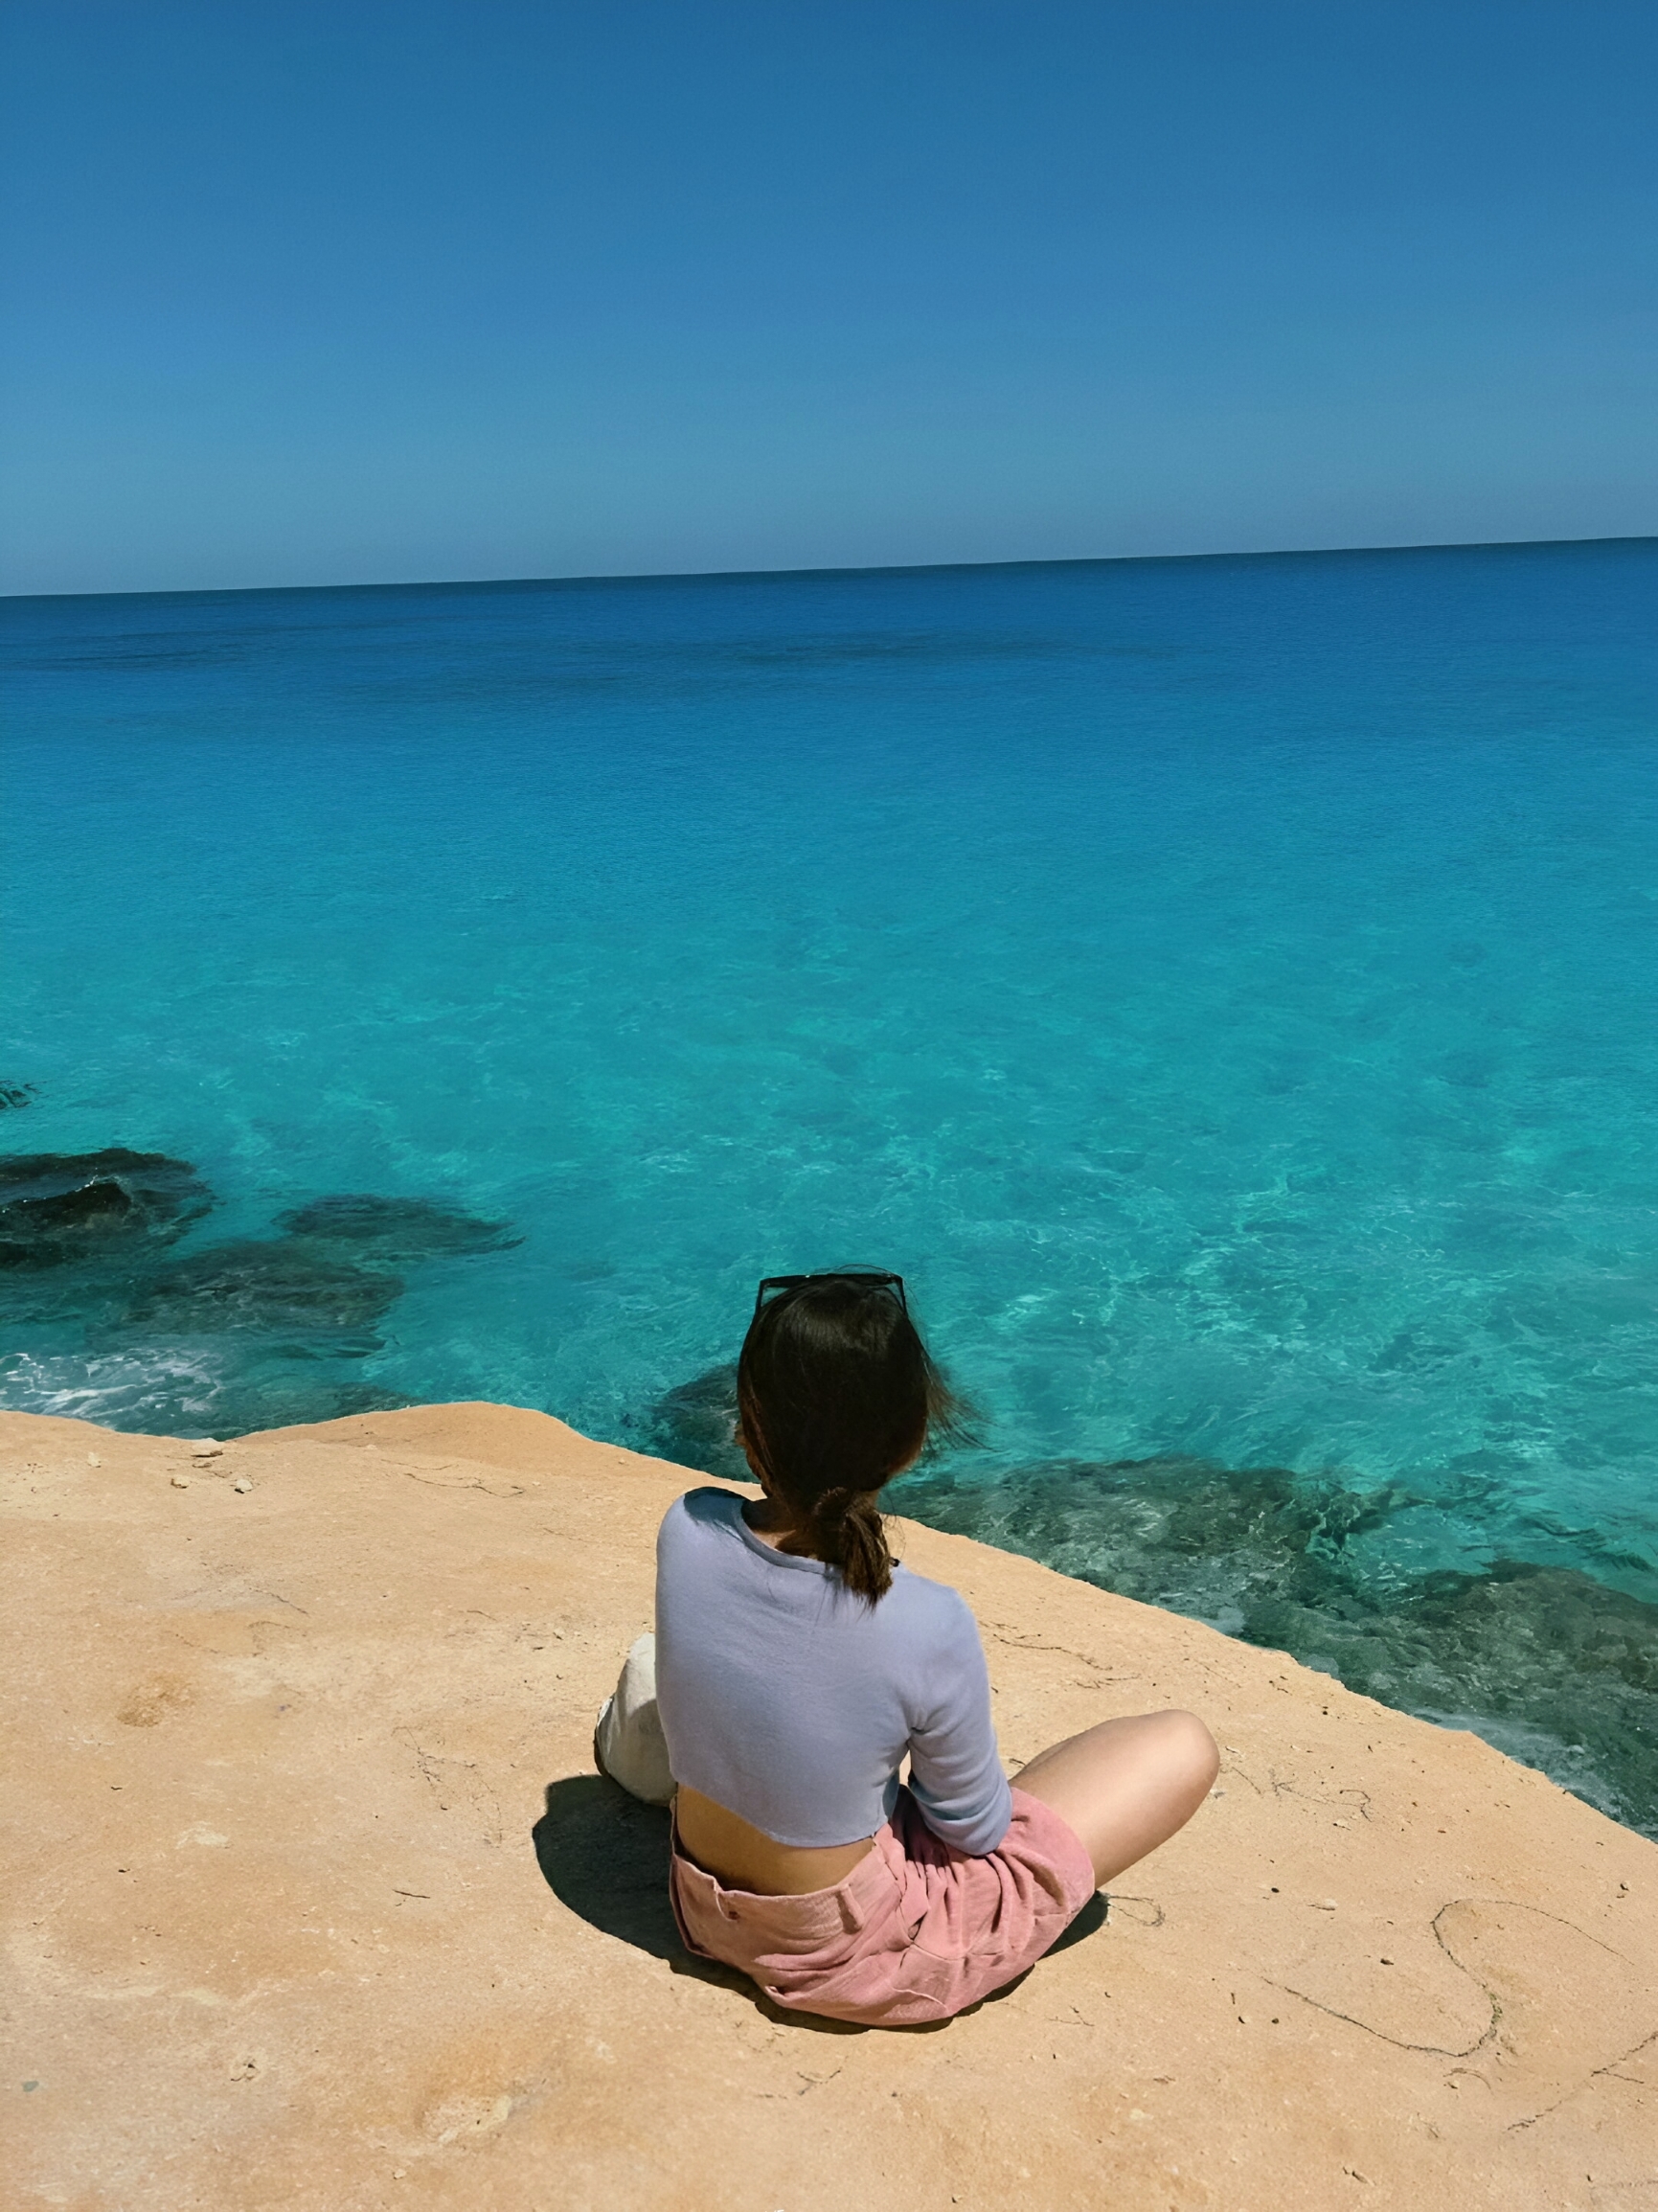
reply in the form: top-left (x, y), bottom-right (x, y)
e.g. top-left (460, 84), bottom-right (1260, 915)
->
top-left (3, 1402), bottom-right (1654, 2211)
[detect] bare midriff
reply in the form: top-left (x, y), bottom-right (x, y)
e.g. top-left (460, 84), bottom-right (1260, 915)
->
top-left (674, 1785), bottom-right (877, 1896)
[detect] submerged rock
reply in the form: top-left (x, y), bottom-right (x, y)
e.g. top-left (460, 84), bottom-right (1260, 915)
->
top-left (169, 1375), bottom-right (417, 1439)
top-left (0, 1174), bottom-right (517, 1438)
top-left (123, 1238), bottom-right (403, 1347)
top-left (1261, 1559), bottom-right (1658, 1830)
top-left (638, 1362), bottom-right (745, 1479)
top-left (0, 1080), bottom-right (35, 1110)
top-left (274, 1194), bottom-right (519, 1261)
top-left (893, 1453), bottom-right (1658, 1837)
top-left (0, 1150), bottom-right (212, 1269)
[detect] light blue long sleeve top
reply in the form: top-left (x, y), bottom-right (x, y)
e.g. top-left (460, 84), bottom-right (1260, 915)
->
top-left (654, 1486), bottom-right (1013, 1855)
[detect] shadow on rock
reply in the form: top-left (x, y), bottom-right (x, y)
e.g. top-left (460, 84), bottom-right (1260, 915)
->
top-left (530, 1779), bottom-right (863, 2031)
top-left (1048, 1889), bottom-right (1108, 1955)
top-left (533, 1774), bottom-right (681, 1960)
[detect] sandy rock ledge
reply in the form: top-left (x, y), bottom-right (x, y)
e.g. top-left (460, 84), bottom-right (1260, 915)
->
top-left (3, 1402), bottom-right (1655, 2212)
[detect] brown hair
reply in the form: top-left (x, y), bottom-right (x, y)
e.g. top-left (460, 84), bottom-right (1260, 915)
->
top-left (736, 1270), bottom-right (961, 1603)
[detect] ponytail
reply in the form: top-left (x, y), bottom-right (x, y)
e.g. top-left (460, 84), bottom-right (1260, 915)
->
top-left (806, 1485), bottom-right (893, 1603)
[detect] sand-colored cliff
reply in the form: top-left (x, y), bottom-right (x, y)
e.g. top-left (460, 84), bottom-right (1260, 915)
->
top-left (4, 1403), bottom-right (1654, 2211)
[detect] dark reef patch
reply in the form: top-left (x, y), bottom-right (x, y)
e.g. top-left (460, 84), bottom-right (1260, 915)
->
top-left (0, 1157), bottom-right (520, 1440)
top-left (275, 1194), bottom-right (518, 1262)
top-left (0, 1081), bottom-right (36, 1110)
top-left (0, 1150), bottom-right (213, 1269)
top-left (634, 1362), bottom-right (746, 1480)
top-left (889, 1455), bottom-right (1658, 1840)
top-left (121, 1238), bottom-right (405, 1349)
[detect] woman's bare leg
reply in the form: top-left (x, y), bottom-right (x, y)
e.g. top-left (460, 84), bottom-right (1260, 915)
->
top-left (1012, 1711), bottom-right (1218, 1888)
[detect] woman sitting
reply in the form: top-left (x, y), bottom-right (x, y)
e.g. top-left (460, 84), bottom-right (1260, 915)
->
top-left (648, 1269), bottom-right (1218, 2027)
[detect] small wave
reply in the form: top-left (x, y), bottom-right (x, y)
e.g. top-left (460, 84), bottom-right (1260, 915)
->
top-left (0, 1345), bottom-right (230, 1428)
top-left (0, 1343), bottom-right (415, 1437)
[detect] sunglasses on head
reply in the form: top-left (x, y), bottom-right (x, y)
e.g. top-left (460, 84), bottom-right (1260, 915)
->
top-left (753, 1269), bottom-right (908, 1318)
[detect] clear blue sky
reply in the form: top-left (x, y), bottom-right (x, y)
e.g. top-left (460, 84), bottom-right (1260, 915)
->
top-left (3, 1), bottom-right (1654, 595)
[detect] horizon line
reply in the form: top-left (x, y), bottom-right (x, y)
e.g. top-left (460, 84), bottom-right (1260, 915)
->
top-left (4, 529), bottom-right (1653, 606)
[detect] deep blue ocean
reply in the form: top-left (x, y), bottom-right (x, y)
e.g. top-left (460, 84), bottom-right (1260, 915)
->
top-left (4, 541), bottom-right (1656, 1828)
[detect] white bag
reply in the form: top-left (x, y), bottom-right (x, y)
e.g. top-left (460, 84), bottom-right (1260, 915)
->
top-left (594, 1632), bottom-right (675, 1805)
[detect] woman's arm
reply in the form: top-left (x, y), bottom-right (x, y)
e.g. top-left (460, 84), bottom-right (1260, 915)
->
top-left (903, 1597), bottom-right (1014, 1856)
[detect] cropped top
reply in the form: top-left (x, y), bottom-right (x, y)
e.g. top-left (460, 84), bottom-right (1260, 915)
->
top-left (653, 1487), bottom-right (1012, 1855)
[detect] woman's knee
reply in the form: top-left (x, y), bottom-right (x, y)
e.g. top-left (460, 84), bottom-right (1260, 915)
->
top-left (1157, 1709), bottom-right (1220, 1795)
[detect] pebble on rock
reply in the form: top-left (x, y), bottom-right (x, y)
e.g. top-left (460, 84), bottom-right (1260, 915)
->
top-left (170, 1473), bottom-right (191, 1489)
top-left (233, 1476), bottom-right (254, 1494)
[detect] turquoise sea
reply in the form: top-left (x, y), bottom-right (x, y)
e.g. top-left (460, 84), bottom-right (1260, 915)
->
top-left (4, 540), bottom-right (1656, 1830)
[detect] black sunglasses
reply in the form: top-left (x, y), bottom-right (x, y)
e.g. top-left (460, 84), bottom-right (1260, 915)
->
top-left (753, 1269), bottom-right (908, 1318)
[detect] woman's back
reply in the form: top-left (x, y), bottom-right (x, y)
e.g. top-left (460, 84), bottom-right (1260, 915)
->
top-left (654, 1486), bottom-right (1012, 1861)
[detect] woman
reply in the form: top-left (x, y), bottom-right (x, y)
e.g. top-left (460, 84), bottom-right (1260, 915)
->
top-left (649, 1269), bottom-right (1217, 2026)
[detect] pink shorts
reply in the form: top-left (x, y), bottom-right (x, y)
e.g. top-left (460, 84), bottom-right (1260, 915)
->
top-left (669, 1785), bottom-right (1097, 2026)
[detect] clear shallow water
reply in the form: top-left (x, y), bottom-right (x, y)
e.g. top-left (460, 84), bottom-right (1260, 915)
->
top-left (4, 543), bottom-right (1656, 1826)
